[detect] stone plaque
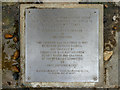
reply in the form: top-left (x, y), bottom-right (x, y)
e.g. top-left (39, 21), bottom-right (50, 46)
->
top-left (21, 4), bottom-right (103, 85)
top-left (25, 8), bottom-right (99, 82)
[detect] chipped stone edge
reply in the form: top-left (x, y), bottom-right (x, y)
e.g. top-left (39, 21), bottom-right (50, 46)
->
top-left (20, 4), bottom-right (104, 88)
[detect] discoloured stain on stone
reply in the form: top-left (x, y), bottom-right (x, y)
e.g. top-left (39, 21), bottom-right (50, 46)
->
top-left (104, 51), bottom-right (113, 61)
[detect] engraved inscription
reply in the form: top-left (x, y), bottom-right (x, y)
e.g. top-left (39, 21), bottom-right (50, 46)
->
top-left (25, 8), bottom-right (99, 82)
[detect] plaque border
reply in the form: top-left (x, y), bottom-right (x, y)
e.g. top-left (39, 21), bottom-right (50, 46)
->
top-left (20, 4), bottom-right (104, 88)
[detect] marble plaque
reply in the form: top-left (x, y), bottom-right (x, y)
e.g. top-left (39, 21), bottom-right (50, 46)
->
top-left (25, 8), bottom-right (99, 82)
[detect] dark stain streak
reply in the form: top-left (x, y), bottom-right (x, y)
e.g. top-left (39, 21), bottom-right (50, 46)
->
top-left (34, 2), bottom-right (43, 4)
